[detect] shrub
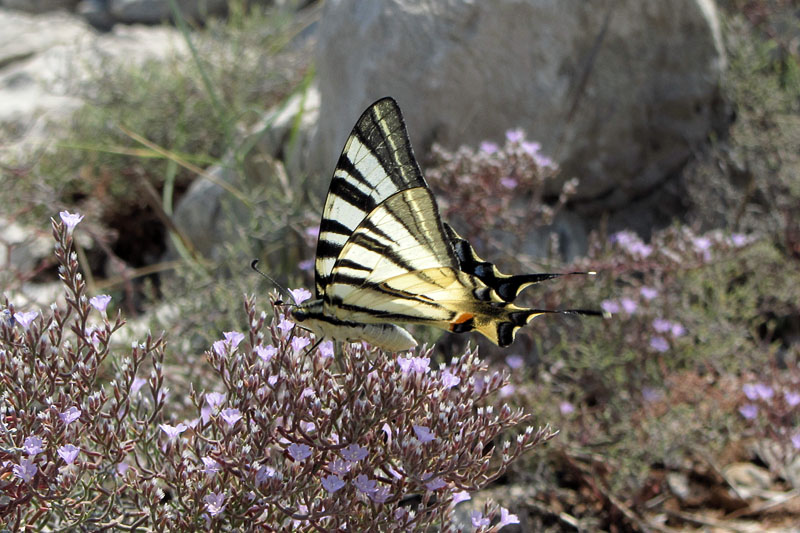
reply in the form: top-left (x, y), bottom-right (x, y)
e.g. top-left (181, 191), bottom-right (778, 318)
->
top-left (0, 212), bottom-right (543, 531)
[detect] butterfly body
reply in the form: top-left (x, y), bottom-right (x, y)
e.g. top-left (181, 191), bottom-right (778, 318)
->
top-left (291, 97), bottom-right (600, 351)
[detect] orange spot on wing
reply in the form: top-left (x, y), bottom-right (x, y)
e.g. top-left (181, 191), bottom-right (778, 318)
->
top-left (449, 312), bottom-right (474, 331)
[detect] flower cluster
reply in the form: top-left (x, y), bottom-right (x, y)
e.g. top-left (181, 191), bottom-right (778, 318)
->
top-left (738, 377), bottom-right (800, 466)
top-left (1, 212), bottom-right (167, 529)
top-left (191, 299), bottom-right (546, 530)
top-left (1, 212), bottom-right (545, 531)
top-left (427, 129), bottom-right (576, 252)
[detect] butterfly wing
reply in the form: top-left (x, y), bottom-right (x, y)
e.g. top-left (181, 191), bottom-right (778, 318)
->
top-left (324, 186), bottom-right (460, 324)
top-left (314, 97), bottom-right (428, 298)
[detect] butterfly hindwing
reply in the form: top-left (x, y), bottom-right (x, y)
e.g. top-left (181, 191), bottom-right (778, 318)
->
top-left (444, 223), bottom-right (573, 302)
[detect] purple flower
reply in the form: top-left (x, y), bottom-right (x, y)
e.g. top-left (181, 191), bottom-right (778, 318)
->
top-left (730, 233), bottom-right (749, 247)
top-left (291, 337), bottom-right (311, 353)
top-left (204, 492), bottom-right (226, 517)
top-left (14, 310), bottom-right (38, 329)
top-left (784, 391), bottom-right (800, 407)
top-left (288, 443), bottom-right (312, 461)
top-left (205, 392), bottom-right (226, 410)
top-left (742, 383), bottom-right (758, 401)
top-left (505, 128), bottom-right (524, 143)
top-left (739, 404), bottom-right (758, 420)
top-left (413, 425), bottom-right (436, 444)
top-left (59, 210), bottom-right (84, 231)
top-left (424, 476), bottom-right (447, 491)
top-left (341, 443), bottom-right (368, 462)
top-left (289, 288), bottom-right (312, 304)
top-left (693, 236), bottom-right (712, 252)
top-left (620, 298), bottom-right (638, 314)
top-left (559, 401), bottom-right (575, 415)
top-left (479, 141), bottom-right (499, 154)
top-left (505, 354), bottom-right (524, 369)
top-left (131, 376), bottom-right (147, 395)
top-left (322, 474), bottom-right (345, 493)
top-left (630, 241), bottom-right (653, 257)
top-left (471, 510), bottom-right (490, 527)
top-left (305, 225), bottom-right (320, 239)
top-left (57, 444), bottom-right (80, 464)
top-left (452, 491), bottom-right (471, 505)
top-left (319, 340), bottom-right (334, 359)
top-left (59, 406), bottom-right (81, 426)
top-left (23, 436), bottom-right (44, 456)
top-left (753, 383), bottom-right (774, 400)
top-left (600, 300), bottom-right (620, 315)
top-left (1, 309), bottom-right (13, 327)
top-left (89, 295), bottom-right (112, 313)
top-left (160, 422), bottom-right (188, 439)
top-left (369, 485), bottom-right (392, 503)
top-left (116, 462), bottom-right (130, 477)
top-left (267, 375), bottom-right (279, 387)
top-left (670, 322), bottom-right (686, 338)
top-left (499, 507), bottom-right (520, 527)
top-left (792, 433), bottom-right (800, 450)
top-left (533, 152), bottom-right (556, 169)
top-left (212, 340), bottom-right (227, 357)
top-left (223, 331), bottom-right (244, 347)
top-left (299, 259), bottom-right (314, 272)
top-left (500, 177), bottom-right (518, 190)
top-left (220, 408), bottom-right (242, 426)
top-left (255, 344), bottom-right (276, 362)
top-left (521, 140), bottom-right (542, 157)
top-left (649, 336), bottom-right (669, 353)
top-left (328, 458), bottom-right (353, 476)
top-left (640, 287), bottom-right (658, 301)
top-left (354, 474), bottom-right (377, 494)
top-left (256, 465), bottom-right (280, 485)
top-left (277, 317), bottom-right (294, 335)
top-left (202, 456), bottom-right (221, 476)
top-left (398, 355), bottom-right (430, 375)
top-left (642, 387), bottom-right (662, 403)
top-left (499, 384), bottom-right (516, 397)
top-left (13, 458), bottom-right (37, 483)
top-left (652, 318), bottom-right (671, 333)
top-left (441, 370), bottom-right (460, 389)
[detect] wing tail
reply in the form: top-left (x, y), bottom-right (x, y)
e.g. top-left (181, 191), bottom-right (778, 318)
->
top-left (444, 223), bottom-right (596, 302)
top-left (453, 305), bottom-right (607, 347)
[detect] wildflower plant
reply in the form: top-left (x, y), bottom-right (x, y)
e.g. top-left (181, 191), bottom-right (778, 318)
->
top-left (1, 212), bottom-right (167, 528)
top-left (427, 129), bottom-right (578, 258)
top-left (0, 211), bottom-right (547, 531)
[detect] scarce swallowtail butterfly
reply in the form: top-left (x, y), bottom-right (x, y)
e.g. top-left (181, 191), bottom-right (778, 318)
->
top-left (291, 97), bottom-right (602, 351)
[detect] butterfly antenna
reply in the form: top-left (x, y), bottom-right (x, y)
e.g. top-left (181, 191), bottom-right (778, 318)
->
top-left (250, 259), bottom-right (294, 307)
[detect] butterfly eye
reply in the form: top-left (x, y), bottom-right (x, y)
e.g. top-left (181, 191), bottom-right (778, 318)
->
top-left (292, 308), bottom-right (307, 322)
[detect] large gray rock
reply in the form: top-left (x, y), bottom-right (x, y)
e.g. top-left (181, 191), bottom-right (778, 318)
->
top-left (314, 0), bottom-right (725, 215)
top-left (108, 0), bottom-right (227, 25)
top-left (0, 8), bottom-right (186, 160)
top-left (2, 0), bottom-right (78, 13)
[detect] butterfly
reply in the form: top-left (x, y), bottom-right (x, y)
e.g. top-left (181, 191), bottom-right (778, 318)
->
top-left (291, 97), bottom-right (602, 351)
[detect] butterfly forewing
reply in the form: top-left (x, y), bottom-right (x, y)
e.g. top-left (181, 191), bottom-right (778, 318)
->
top-left (314, 98), bottom-right (428, 297)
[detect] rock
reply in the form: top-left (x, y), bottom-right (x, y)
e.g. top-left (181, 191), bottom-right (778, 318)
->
top-left (164, 87), bottom-right (320, 264)
top-left (108, 0), bottom-right (228, 25)
top-left (723, 461), bottom-right (773, 499)
top-left (77, 0), bottom-right (115, 31)
top-left (313, 0), bottom-right (726, 237)
top-left (2, 0), bottom-right (78, 13)
top-left (0, 8), bottom-right (186, 160)
top-left (0, 219), bottom-right (53, 274)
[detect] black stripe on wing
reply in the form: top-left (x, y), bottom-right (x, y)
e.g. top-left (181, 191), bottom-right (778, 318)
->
top-left (443, 223), bottom-right (593, 302)
top-left (314, 97), bottom-right (428, 297)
